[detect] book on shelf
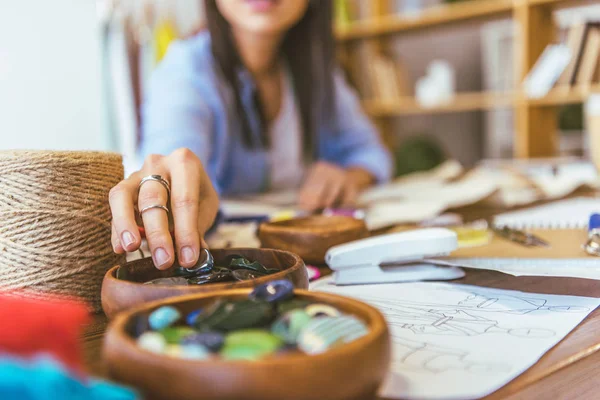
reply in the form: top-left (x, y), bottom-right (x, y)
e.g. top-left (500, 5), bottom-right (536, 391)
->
top-left (342, 43), bottom-right (408, 103)
top-left (576, 25), bottom-right (600, 85)
top-left (558, 22), bottom-right (589, 86)
top-left (524, 44), bottom-right (572, 98)
top-left (372, 55), bottom-right (404, 102)
top-left (558, 21), bottom-right (600, 86)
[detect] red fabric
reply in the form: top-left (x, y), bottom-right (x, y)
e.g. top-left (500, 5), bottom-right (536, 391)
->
top-left (0, 292), bottom-right (90, 374)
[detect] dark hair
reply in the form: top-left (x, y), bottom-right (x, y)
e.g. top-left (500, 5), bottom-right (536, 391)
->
top-left (205, 0), bottom-right (335, 155)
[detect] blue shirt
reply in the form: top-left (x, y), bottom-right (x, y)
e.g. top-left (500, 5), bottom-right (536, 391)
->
top-left (140, 32), bottom-right (392, 196)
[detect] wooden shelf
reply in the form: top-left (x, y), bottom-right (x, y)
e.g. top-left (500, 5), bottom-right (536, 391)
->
top-left (362, 85), bottom-right (600, 117)
top-left (525, 84), bottom-right (600, 106)
top-left (336, 0), bottom-right (513, 41)
top-left (340, 0), bottom-right (593, 157)
top-left (362, 92), bottom-right (514, 117)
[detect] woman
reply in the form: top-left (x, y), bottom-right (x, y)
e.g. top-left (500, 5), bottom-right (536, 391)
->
top-left (109, 0), bottom-right (392, 270)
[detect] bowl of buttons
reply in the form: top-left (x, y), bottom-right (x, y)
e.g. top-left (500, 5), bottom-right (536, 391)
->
top-left (103, 280), bottom-right (391, 400)
top-left (101, 248), bottom-right (308, 318)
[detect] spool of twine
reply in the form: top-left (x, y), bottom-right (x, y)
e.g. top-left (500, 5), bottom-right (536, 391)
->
top-left (0, 150), bottom-right (125, 312)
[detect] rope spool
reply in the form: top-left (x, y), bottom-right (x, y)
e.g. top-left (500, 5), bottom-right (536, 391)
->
top-left (0, 150), bottom-right (125, 311)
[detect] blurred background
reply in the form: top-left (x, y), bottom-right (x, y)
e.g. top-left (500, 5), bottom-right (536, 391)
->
top-left (1, 0), bottom-right (600, 176)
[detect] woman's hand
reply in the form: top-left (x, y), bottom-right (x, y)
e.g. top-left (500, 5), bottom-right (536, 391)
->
top-left (298, 161), bottom-right (374, 212)
top-left (109, 148), bottom-right (219, 270)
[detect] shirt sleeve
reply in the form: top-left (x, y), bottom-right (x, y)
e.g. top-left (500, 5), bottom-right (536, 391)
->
top-left (328, 69), bottom-right (393, 183)
top-left (139, 41), bottom-right (221, 194)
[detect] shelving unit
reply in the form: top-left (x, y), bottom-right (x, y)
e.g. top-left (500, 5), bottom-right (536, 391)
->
top-left (336, 0), bottom-right (514, 40)
top-left (336, 0), bottom-right (599, 158)
top-left (363, 91), bottom-right (514, 117)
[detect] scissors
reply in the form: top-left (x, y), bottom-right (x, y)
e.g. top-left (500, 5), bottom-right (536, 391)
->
top-left (491, 225), bottom-right (550, 248)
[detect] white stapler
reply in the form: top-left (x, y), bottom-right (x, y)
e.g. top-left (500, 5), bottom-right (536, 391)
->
top-left (325, 228), bottom-right (465, 285)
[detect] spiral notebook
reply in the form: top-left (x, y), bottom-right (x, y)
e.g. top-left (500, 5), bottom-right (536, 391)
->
top-left (493, 197), bottom-right (600, 229)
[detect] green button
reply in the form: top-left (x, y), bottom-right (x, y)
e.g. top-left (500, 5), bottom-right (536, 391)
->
top-left (221, 329), bottom-right (283, 361)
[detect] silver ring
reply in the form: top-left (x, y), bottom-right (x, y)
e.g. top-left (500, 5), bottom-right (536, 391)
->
top-left (184, 248), bottom-right (214, 272)
top-left (139, 174), bottom-right (171, 197)
top-left (140, 204), bottom-right (170, 215)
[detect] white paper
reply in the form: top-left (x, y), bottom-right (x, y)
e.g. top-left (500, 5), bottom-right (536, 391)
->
top-left (365, 201), bottom-right (448, 230)
top-left (494, 197), bottom-right (600, 230)
top-left (311, 277), bottom-right (599, 400)
top-left (446, 257), bottom-right (600, 280)
top-left (362, 169), bottom-right (498, 229)
top-left (481, 160), bottom-right (600, 208)
top-left (358, 161), bottom-right (465, 206)
top-left (220, 199), bottom-right (293, 218)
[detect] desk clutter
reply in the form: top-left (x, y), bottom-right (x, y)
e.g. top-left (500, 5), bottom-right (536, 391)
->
top-left (176, 161), bottom-right (600, 398)
top-left (212, 158), bottom-right (600, 235)
top-left (1, 152), bottom-right (598, 399)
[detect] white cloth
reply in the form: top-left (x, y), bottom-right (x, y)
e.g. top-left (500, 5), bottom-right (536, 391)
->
top-left (268, 71), bottom-right (305, 190)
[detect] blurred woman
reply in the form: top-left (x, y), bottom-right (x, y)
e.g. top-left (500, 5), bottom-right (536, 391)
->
top-left (109, 0), bottom-right (392, 270)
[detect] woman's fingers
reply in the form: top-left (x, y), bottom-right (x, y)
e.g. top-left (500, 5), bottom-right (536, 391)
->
top-left (108, 149), bottom-right (221, 271)
top-left (108, 177), bottom-right (142, 252)
top-left (168, 149), bottom-right (201, 268)
top-left (299, 172), bottom-right (328, 211)
top-left (300, 162), bottom-right (351, 211)
top-left (111, 223), bottom-right (124, 254)
top-left (196, 167), bottom-right (220, 239)
top-left (342, 181), bottom-right (358, 207)
top-left (322, 174), bottom-right (345, 209)
top-left (138, 168), bottom-right (174, 269)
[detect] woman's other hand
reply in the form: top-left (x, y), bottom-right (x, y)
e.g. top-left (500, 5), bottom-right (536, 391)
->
top-left (109, 148), bottom-right (219, 270)
top-left (298, 161), bottom-right (374, 212)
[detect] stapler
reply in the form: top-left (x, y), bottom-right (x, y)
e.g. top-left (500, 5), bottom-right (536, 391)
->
top-left (325, 228), bottom-right (464, 285)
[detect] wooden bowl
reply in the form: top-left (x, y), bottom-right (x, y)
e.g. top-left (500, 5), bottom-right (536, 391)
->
top-left (101, 248), bottom-right (308, 318)
top-left (258, 216), bottom-right (368, 265)
top-left (103, 289), bottom-right (391, 400)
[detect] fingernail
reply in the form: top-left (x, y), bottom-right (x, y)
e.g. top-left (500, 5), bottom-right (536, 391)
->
top-left (121, 231), bottom-right (135, 248)
top-left (180, 246), bottom-right (196, 265)
top-left (154, 248), bottom-right (171, 268)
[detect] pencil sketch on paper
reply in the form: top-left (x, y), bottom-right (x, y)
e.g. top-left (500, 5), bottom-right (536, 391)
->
top-left (311, 278), bottom-right (600, 400)
top-left (359, 287), bottom-right (590, 316)
top-left (367, 299), bottom-right (556, 338)
top-left (454, 292), bottom-right (590, 314)
top-left (390, 335), bottom-right (510, 375)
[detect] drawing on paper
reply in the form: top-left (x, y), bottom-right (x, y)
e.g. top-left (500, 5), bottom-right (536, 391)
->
top-left (455, 292), bottom-right (590, 314)
top-left (311, 278), bottom-right (600, 400)
top-left (359, 287), bottom-right (589, 315)
top-left (390, 335), bottom-right (510, 374)
top-left (365, 299), bottom-right (556, 338)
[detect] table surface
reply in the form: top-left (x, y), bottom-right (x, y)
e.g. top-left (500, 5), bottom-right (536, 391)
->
top-left (84, 193), bottom-right (600, 400)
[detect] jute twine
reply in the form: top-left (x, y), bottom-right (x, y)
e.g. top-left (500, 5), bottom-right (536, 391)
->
top-left (0, 151), bottom-right (125, 312)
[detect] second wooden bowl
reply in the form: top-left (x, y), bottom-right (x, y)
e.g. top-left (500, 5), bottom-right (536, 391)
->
top-left (258, 216), bottom-right (368, 265)
top-left (101, 248), bottom-right (308, 318)
top-left (103, 289), bottom-right (391, 400)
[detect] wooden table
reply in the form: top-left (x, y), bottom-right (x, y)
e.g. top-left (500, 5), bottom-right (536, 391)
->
top-left (84, 199), bottom-right (600, 399)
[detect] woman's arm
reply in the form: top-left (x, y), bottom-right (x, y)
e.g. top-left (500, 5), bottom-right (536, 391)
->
top-left (140, 41), bottom-right (220, 194)
top-left (109, 41), bottom-right (221, 270)
top-left (298, 69), bottom-right (393, 211)
top-left (327, 69), bottom-right (393, 184)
